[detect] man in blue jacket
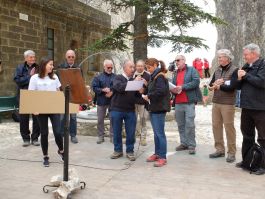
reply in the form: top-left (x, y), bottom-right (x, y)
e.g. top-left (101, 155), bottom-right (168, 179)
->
top-left (92, 59), bottom-right (116, 144)
top-left (171, 55), bottom-right (202, 155)
top-left (14, 50), bottom-right (40, 147)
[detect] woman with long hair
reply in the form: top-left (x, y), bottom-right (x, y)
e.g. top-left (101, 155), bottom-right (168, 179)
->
top-left (28, 57), bottom-right (64, 167)
top-left (142, 58), bottom-right (171, 167)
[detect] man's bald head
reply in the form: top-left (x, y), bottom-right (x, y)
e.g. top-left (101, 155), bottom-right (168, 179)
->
top-left (65, 50), bottom-right (76, 65)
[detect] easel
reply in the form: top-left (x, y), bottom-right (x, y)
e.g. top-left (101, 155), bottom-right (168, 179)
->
top-left (43, 68), bottom-right (88, 196)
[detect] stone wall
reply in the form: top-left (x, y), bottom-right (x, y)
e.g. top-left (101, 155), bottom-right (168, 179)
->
top-left (215, 0), bottom-right (265, 67)
top-left (0, 0), bottom-right (111, 95)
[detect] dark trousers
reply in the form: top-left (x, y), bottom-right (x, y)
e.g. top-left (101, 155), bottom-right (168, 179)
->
top-left (38, 114), bottom-right (63, 156)
top-left (241, 108), bottom-right (265, 159)
top-left (19, 114), bottom-right (40, 142)
top-left (204, 68), bottom-right (210, 78)
top-left (60, 114), bottom-right (77, 137)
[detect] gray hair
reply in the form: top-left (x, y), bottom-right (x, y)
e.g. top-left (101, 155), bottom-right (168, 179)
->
top-left (24, 50), bottom-right (35, 58)
top-left (217, 49), bottom-right (234, 61)
top-left (243, 43), bottom-right (261, 55)
top-left (136, 59), bottom-right (145, 66)
top-left (123, 59), bottom-right (132, 69)
top-left (175, 54), bottom-right (186, 61)
top-left (103, 59), bottom-right (113, 66)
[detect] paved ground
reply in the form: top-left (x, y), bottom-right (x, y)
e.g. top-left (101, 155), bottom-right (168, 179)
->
top-left (0, 105), bottom-right (264, 199)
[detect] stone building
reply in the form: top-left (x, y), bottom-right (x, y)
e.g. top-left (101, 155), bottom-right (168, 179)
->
top-left (0, 0), bottom-right (112, 95)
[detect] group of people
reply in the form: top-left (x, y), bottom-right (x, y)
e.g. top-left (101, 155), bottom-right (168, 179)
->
top-left (13, 42), bottom-right (265, 170)
top-left (14, 50), bottom-right (80, 166)
top-left (208, 43), bottom-right (265, 170)
top-left (192, 58), bottom-right (211, 78)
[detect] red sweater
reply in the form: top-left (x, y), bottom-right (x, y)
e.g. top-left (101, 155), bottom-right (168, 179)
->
top-left (175, 68), bottom-right (188, 104)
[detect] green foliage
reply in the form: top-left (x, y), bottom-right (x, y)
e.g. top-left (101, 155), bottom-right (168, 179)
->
top-left (84, 22), bottom-right (133, 52)
top-left (88, 0), bottom-right (225, 53)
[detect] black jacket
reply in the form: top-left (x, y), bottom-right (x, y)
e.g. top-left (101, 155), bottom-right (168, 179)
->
top-left (110, 75), bottom-right (140, 112)
top-left (14, 62), bottom-right (38, 89)
top-left (235, 58), bottom-right (265, 110)
top-left (147, 68), bottom-right (170, 113)
top-left (92, 72), bottom-right (116, 106)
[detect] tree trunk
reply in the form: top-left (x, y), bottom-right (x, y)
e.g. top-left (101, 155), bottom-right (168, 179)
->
top-left (214, 0), bottom-right (265, 68)
top-left (133, 0), bottom-right (148, 61)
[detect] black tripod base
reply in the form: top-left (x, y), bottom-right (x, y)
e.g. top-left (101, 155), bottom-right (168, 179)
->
top-left (43, 184), bottom-right (59, 193)
top-left (43, 181), bottom-right (86, 193)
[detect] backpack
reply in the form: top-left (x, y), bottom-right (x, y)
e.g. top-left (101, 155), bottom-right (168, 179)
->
top-left (242, 143), bottom-right (265, 175)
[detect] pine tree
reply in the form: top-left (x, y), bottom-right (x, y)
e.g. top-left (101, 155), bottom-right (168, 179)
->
top-left (89, 0), bottom-right (224, 61)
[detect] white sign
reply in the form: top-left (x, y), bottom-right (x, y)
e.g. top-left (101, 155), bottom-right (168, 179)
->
top-left (19, 13), bottom-right (28, 21)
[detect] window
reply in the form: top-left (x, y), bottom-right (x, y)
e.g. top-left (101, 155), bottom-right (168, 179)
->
top-left (47, 28), bottom-right (54, 59)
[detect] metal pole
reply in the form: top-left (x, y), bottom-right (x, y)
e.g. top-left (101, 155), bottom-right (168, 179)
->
top-left (63, 85), bottom-right (70, 181)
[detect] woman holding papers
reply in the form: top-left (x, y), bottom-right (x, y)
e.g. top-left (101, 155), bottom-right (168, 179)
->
top-left (142, 58), bottom-right (170, 167)
top-left (28, 57), bottom-right (64, 167)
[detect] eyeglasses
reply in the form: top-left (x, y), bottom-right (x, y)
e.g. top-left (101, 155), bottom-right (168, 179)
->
top-left (175, 59), bottom-right (182, 62)
top-left (67, 56), bottom-right (75, 59)
top-left (107, 67), bottom-right (113, 70)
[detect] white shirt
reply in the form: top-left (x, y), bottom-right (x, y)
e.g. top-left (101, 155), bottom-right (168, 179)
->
top-left (28, 74), bottom-right (61, 91)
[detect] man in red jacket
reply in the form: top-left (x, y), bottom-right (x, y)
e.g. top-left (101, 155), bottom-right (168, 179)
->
top-left (193, 58), bottom-right (203, 78)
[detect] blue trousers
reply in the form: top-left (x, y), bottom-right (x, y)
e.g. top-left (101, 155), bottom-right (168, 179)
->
top-left (111, 111), bottom-right (136, 153)
top-left (150, 112), bottom-right (167, 159)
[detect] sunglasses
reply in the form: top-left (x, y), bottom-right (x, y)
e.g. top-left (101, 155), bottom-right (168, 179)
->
top-left (107, 67), bottom-right (113, 70)
top-left (67, 56), bottom-right (75, 59)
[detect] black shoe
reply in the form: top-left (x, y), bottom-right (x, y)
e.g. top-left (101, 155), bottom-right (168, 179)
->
top-left (97, 137), bottom-right (104, 144)
top-left (209, 151), bottom-right (225, 158)
top-left (32, 140), bottom-right (40, 146)
top-left (22, 141), bottom-right (30, 147)
top-left (235, 161), bottom-right (244, 168)
top-left (71, 136), bottom-right (78, 144)
top-left (57, 150), bottom-right (64, 161)
top-left (43, 157), bottom-right (49, 167)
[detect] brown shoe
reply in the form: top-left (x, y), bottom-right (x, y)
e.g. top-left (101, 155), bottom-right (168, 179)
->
top-left (175, 144), bottom-right (188, 151)
top-left (126, 153), bottom-right (136, 161)
top-left (209, 151), bottom-right (225, 158)
top-left (110, 151), bottom-right (123, 159)
top-left (226, 154), bottom-right (236, 163)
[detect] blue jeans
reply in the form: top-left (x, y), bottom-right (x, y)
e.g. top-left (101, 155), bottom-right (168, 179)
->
top-left (60, 114), bottom-right (77, 137)
top-left (111, 111), bottom-right (136, 153)
top-left (175, 104), bottom-right (196, 148)
top-left (149, 112), bottom-right (167, 159)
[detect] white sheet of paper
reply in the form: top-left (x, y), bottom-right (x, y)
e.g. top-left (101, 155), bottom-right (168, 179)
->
top-left (125, 80), bottom-right (144, 91)
top-left (224, 80), bottom-right (231, 85)
top-left (169, 82), bottom-right (177, 90)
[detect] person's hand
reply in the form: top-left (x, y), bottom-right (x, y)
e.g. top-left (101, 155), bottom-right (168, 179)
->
top-left (142, 79), bottom-right (148, 86)
top-left (171, 86), bottom-right (182, 94)
top-left (142, 94), bottom-right (149, 102)
top-left (215, 78), bottom-right (224, 85)
top-left (105, 91), bottom-right (113, 98)
top-left (102, 87), bottom-right (110, 93)
top-left (238, 69), bottom-right (246, 80)
top-left (135, 76), bottom-right (142, 81)
top-left (30, 67), bottom-right (35, 76)
top-left (139, 87), bottom-right (145, 94)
